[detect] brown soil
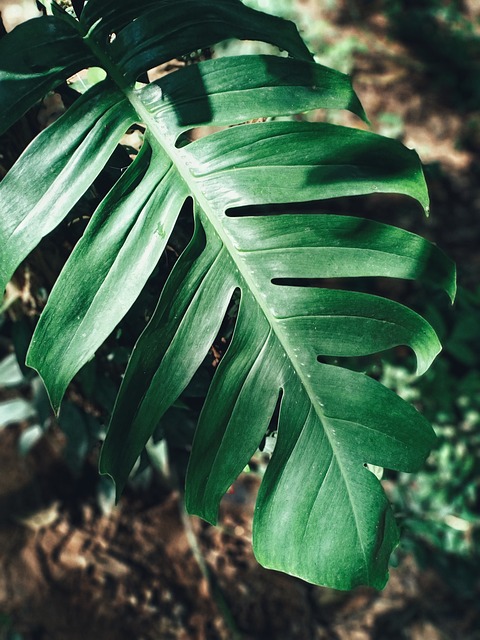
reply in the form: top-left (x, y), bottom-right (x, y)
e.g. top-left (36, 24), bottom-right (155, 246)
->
top-left (0, 423), bottom-right (479, 640)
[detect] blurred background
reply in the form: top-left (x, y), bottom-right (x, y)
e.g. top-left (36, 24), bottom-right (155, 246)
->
top-left (0, 0), bottom-right (479, 638)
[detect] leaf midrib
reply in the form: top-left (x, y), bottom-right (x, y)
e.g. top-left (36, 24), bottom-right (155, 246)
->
top-left (129, 75), bottom-right (373, 577)
top-left (127, 92), bottom-right (328, 413)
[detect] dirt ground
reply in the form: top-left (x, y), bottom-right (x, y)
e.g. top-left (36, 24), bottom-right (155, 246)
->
top-left (1, 2), bottom-right (480, 639)
top-left (0, 422), bottom-right (478, 640)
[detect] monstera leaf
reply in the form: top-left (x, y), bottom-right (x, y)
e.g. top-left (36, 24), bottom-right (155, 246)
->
top-left (0, 0), bottom-right (455, 589)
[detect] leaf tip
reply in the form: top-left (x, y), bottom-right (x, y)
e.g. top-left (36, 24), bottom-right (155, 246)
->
top-left (100, 470), bottom-right (122, 505)
top-left (448, 263), bottom-right (457, 304)
top-left (98, 452), bottom-right (125, 505)
top-left (184, 493), bottom-right (218, 527)
top-left (348, 91), bottom-right (369, 125)
top-left (24, 352), bottom-right (64, 414)
top-left (415, 347), bottom-right (438, 377)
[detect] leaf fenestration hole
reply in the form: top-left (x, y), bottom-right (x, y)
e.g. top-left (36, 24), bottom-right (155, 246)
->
top-left (270, 277), bottom-right (419, 305)
top-left (175, 125), bottom-right (230, 148)
top-left (259, 388), bottom-right (282, 457)
top-left (226, 193), bottom-right (420, 223)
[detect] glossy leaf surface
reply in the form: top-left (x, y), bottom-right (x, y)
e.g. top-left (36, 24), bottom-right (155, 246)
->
top-left (0, 0), bottom-right (455, 590)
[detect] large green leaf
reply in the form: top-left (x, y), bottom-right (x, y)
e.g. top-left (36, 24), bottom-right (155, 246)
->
top-left (27, 54), bottom-right (369, 410)
top-left (0, 0), bottom-right (455, 590)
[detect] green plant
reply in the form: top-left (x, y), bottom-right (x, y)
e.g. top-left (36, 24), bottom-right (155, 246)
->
top-left (384, 0), bottom-right (480, 109)
top-left (0, 611), bottom-right (23, 640)
top-left (0, 0), bottom-right (455, 589)
top-left (380, 287), bottom-right (480, 594)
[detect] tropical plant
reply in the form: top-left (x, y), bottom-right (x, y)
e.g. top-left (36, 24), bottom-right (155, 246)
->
top-left (0, 0), bottom-right (455, 590)
top-left (381, 286), bottom-right (480, 595)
